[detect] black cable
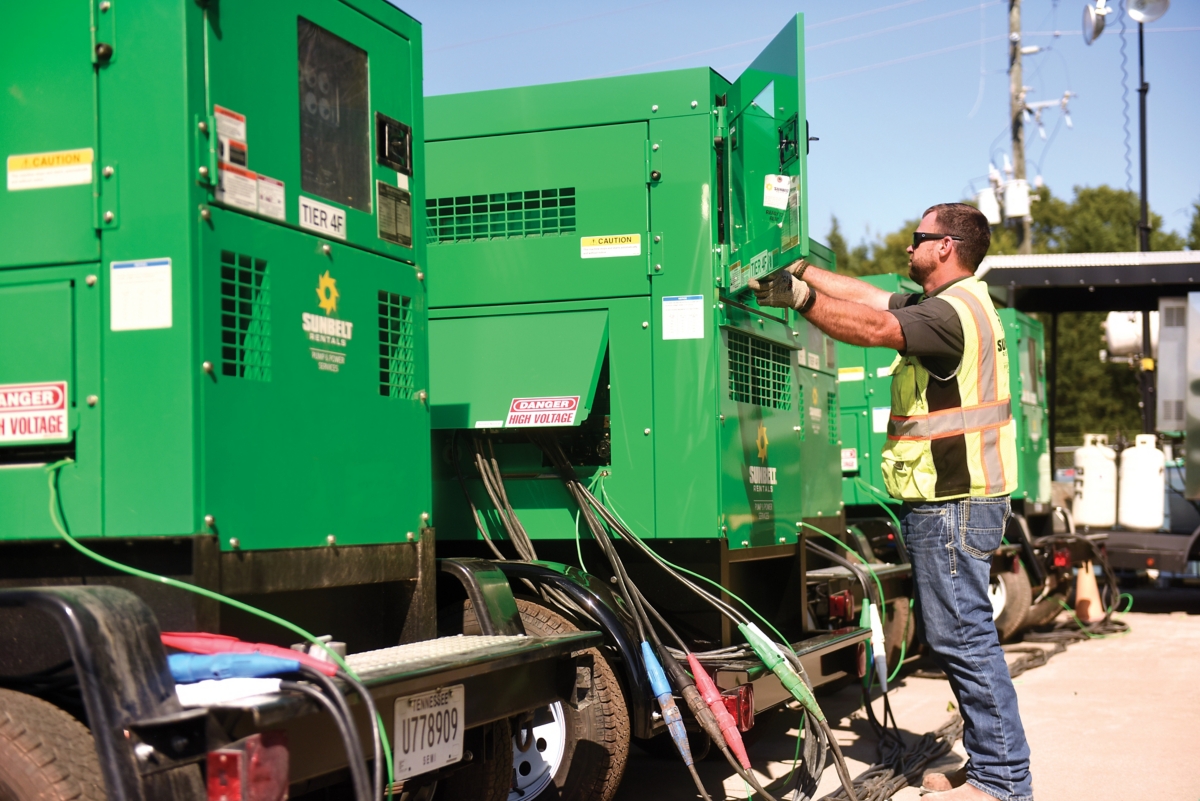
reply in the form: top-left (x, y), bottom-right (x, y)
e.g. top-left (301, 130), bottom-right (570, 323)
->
top-left (451, 430), bottom-right (508, 561)
top-left (805, 541), bottom-right (876, 607)
top-left (297, 668), bottom-right (373, 801)
top-left (337, 670), bottom-right (384, 801)
top-left (281, 680), bottom-right (371, 801)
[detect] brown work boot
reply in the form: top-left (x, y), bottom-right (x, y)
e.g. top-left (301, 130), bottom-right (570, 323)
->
top-left (921, 765), bottom-right (968, 792)
top-left (923, 783), bottom-right (996, 799)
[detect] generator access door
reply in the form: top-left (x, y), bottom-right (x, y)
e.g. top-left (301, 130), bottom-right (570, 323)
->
top-left (203, 0), bottom-right (422, 261)
top-left (725, 15), bottom-right (809, 293)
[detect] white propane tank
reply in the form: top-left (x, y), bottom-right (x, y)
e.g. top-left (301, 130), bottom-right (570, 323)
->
top-left (1073, 434), bottom-right (1116, 528)
top-left (1103, 311), bottom-right (1158, 357)
top-left (1118, 434), bottom-right (1165, 531)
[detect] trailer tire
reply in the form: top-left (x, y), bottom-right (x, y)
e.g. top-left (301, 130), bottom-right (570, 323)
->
top-left (1025, 592), bottom-right (1067, 628)
top-left (883, 595), bottom-right (916, 670)
top-left (437, 718), bottom-right (513, 801)
top-left (0, 688), bottom-right (104, 801)
top-left (458, 598), bottom-right (629, 801)
top-left (989, 559), bottom-right (1032, 642)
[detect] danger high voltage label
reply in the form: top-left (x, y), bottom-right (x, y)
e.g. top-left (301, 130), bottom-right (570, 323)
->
top-left (506, 396), bottom-right (580, 428)
top-left (0, 381), bottom-right (69, 442)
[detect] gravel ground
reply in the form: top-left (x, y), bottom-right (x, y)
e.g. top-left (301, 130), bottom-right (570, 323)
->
top-left (615, 587), bottom-right (1200, 801)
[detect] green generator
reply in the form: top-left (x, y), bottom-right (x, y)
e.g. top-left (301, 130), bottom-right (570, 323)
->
top-left (1, 0), bottom-right (431, 637)
top-left (422, 17), bottom-right (850, 645)
top-left (837, 273), bottom-right (1052, 512)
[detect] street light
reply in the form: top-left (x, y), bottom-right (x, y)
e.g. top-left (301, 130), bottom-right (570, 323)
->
top-left (1083, 0), bottom-right (1170, 432)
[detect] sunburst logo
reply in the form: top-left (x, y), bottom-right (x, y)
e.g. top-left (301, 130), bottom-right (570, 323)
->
top-left (756, 422), bottom-right (769, 463)
top-left (316, 270), bottom-right (340, 315)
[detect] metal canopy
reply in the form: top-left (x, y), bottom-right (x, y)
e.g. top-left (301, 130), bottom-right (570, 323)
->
top-left (978, 250), bottom-right (1199, 312)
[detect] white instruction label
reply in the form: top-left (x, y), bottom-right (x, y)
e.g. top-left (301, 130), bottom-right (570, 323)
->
top-left (662, 295), bottom-right (705, 340)
top-left (216, 162), bottom-right (258, 212)
top-left (763, 174), bottom-right (790, 210)
top-left (214, 105), bottom-right (247, 144)
top-left (841, 448), bottom-right (859, 472)
top-left (580, 234), bottom-right (641, 259)
top-left (299, 196), bottom-right (347, 239)
top-left (877, 366), bottom-right (893, 378)
top-left (872, 407), bottom-right (890, 434)
top-left (7, 148), bottom-right (93, 191)
top-left (111, 258), bottom-right (172, 331)
top-left (257, 175), bottom-right (285, 220)
top-left (807, 352), bottom-right (821, 369)
top-left (0, 381), bottom-right (69, 443)
top-left (838, 367), bottom-right (865, 382)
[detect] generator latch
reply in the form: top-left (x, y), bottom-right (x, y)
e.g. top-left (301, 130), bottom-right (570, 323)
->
top-left (376, 113), bottom-right (413, 176)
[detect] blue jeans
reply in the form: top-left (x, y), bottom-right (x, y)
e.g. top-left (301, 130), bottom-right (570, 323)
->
top-left (903, 497), bottom-right (1033, 801)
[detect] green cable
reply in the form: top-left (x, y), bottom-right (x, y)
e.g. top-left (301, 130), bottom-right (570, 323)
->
top-left (797, 522), bottom-right (888, 627)
top-left (852, 477), bottom-right (904, 543)
top-left (45, 460), bottom-right (396, 795)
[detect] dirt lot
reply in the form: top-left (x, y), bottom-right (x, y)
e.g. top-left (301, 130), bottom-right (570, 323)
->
top-left (615, 587), bottom-right (1200, 801)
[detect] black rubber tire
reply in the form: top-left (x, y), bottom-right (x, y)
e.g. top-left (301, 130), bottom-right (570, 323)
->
top-left (458, 598), bottom-right (630, 801)
top-left (436, 717), bottom-right (512, 801)
top-left (992, 560), bottom-right (1033, 642)
top-left (882, 595), bottom-right (916, 671)
top-left (1025, 592), bottom-right (1068, 628)
top-left (0, 688), bottom-right (105, 801)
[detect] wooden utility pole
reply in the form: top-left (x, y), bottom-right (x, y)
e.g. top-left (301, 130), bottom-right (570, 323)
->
top-left (1008, 0), bottom-right (1031, 254)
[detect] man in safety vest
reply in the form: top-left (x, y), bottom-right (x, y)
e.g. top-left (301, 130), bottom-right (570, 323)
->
top-left (749, 203), bottom-right (1032, 801)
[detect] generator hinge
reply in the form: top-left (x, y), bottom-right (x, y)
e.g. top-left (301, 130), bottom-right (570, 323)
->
top-left (95, 159), bottom-right (119, 230)
top-left (649, 232), bottom-right (664, 276)
top-left (194, 113), bottom-right (218, 188)
top-left (92, 0), bottom-right (117, 65)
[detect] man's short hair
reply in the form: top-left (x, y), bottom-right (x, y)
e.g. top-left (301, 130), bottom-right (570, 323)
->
top-left (922, 202), bottom-right (991, 271)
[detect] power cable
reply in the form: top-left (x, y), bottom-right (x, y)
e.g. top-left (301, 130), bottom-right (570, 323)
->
top-left (280, 680), bottom-right (372, 801)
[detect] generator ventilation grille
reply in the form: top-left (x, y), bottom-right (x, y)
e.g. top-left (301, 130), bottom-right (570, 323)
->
top-left (426, 187), bottom-right (576, 243)
top-left (827, 391), bottom-right (839, 445)
top-left (379, 291), bottom-right (415, 399)
top-left (219, 251), bottom-right (271, 381)
top-left (728, 331), bottom-right (792, 410)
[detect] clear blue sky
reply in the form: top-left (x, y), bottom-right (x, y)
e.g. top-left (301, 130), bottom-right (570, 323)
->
top-left (397, 1), bottom-right (1200, 248)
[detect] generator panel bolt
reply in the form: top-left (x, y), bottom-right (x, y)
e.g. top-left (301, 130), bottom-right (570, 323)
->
top-left (653, 235), bottom-right (661, 243)
top-left (100, 1), bottom-right (111, 11)
top-left (229, 538), bottom-right (240, 549)
top-left (103, 166), bottom-right (114, 178)
top-left (417, 389), bottom-right (428, 401)
top-left (721, 525), bottom-right (728, 533)
top-left (204, 514), bottom-right (215, 527)
top-left (652, 143), bottom-right (659, 151)
top-left (691, 100), bottom-right (698, 108)
top-left (643, 428), bottom-right (651, 435)
top-left (198, 166), bottom-right (209, 178)
top-left (202, 361), bottom-right (213, 374)
top-left (326, 535), bottom-right (336, 546)
top-left (421, 512), bottom-right (430, 522)
top-left (416, 271), bottom-right (425, 281)
top-left (86, 275), bottom-right (97, 286)
top-left (641, 321), bottom-right (648, 329)
top-left (796, 522), bottom-right (802, 527)
top-left (321, 243), bottom-right (331, 255)
top-left (95, 43), bottom-right (114, 61)
top-left (200, 207), bottom-right (211, 221)
top-left (741, 540), bottom-right (749, 546)
top-left (779, 537), bottom-right (786, 544)
top-left (86, 395), bottom-right (98, 406)
top-left (651, 104), bottom-right (659, 112)
top-left (198, 121), bottom-right (208, 134)
top-left (103, 211), bottom-right (114, 223)
top-left (406, 532), bottom-right (415, 542)
top-left (654, 264), bottom-right (661, 272)
top-left (650, 170), bottom-right (661, 181)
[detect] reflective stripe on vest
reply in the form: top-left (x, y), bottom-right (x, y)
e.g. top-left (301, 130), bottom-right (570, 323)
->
top-left (880, 276), bottom-right (1018, 501)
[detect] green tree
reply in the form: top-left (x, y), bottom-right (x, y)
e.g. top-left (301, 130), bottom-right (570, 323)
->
top-left (825, 215), bottom-right (872, 276)
top-left (1188, 195), bottom-right (1200, 250)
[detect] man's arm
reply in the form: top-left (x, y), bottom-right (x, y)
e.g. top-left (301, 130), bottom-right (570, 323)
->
top-left (790, 261), bottom-right (893, 311)
top-left (802, 290), bottom-right (906, 350)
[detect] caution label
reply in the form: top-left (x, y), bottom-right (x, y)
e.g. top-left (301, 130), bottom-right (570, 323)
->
top-left (7, 148), bottom-right (94, 191)
top-left (506, 396), bottom-right (580, 428)
top-left (580, 234), bottom-right (641, 259)
top-left (841, 448), bottom-right (859, 473)
top-left (838, 366), bottom-right (865, 382)
top-left (216, 161), bottom-right (258, 212)
top-left (0, 381), bottom-right (69, 443)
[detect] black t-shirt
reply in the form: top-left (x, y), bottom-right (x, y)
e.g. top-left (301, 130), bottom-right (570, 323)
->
top-left (886, 276), bottom-right (967, 380)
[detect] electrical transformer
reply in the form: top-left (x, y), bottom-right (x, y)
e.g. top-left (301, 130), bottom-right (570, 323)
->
top-left (1, 0), bottom-right (430, 634)
top-left (423, 17), bottom-right (846, 644)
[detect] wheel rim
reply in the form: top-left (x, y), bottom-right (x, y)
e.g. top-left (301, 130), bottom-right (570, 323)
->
top-left (987, 575), bottom-right (1007, 621)
top-left (509, 702), bottom-right (566, 800)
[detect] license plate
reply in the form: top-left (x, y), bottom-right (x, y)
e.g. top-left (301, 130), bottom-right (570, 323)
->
top-left (392, 685), bottom-right (464, 779)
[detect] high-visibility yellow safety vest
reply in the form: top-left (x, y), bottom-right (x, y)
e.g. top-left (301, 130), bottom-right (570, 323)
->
top-left (881, 275), bottom-right (1018, 501)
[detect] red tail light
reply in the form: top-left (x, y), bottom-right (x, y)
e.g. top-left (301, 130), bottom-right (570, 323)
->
top-left (207, 732), bottom-right (288, 801)
top-left (720, 683), bottom-right (755, 732)
top-left (1053, 549), bottom-right (1070, 569)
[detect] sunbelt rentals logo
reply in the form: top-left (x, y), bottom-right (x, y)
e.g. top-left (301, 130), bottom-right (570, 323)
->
top-left (302, 269), bottom-right (353, 373)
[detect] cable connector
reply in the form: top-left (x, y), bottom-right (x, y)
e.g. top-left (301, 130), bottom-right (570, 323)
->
top-left (868, 602), bottom-right (889, 693)
top-left (687, 653), bottom-right (751, 770)
top-left (641, 642), bottom-right (693, 766)
top-left (739, 623), bottom-right (825, 722)
top-left (169, 652), bottom-right (300, 683)
top-left (175, 678), bottom-right (283, 707)
top-left (162, 632), bottom-right (338, 676)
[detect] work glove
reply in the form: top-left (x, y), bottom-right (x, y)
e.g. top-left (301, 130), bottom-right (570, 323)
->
top-left (748, 270), bottom-right (810, 311)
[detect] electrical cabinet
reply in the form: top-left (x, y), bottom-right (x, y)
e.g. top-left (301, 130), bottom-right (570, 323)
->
top-left (0, 0), bottom-right (429, 549)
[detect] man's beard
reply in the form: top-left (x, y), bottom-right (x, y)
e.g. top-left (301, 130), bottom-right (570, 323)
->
top-left (908, 255), bottom-right (934, 285)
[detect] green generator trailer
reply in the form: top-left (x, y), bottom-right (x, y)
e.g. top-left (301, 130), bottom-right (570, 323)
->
top-left (422, 18), bottom-right (911, 798)
top-left (0, 4), bottom-right (594, 800)
top-left (835, 272), bottom-right (1084, 638)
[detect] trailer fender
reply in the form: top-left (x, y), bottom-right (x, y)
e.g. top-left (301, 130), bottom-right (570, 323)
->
top-left (489, 561), bottom-right (657, 739)
top-left (438, 558), bottom-right (526, 636)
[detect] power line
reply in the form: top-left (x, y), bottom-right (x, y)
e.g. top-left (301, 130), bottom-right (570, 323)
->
top-left (807, 1), bottom-right (1003, 52)
top-left (808, 34), bottom-right (1007, 84)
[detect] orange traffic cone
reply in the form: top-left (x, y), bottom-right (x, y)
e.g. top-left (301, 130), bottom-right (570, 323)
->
top-left (1074, 560), bottom-right (1104, 623)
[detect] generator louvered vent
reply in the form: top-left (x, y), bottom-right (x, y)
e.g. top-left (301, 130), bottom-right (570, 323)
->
top-left (379, 291), bottom-right (415, 399)
top-left (1163, 305), bottom-right (1186, 328)
top-left (827, 391), bottom-right (838, 445)
top-left (797, 382), bottom-right (806, 440)
top-left (426, 187), bottom-right (576, 243)
top-left (219, 250), bottom-right (271, 381)
top-left (728, 331), bottom-right (792, 410)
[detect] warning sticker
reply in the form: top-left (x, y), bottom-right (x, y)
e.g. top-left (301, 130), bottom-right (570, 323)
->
top-left (7, 148), bottom-right (93, 191)
top-left (841, 448), bottom-right (858, 473)
top-left (257, 175), bottom-right (285, 220)
top-left (377, 181), bottom-right (413, 247)
top-left (299, 195), bottom-right (347, 239)
top-left (111, 258), bottom-right (172, 331)
top-left (0, 382), bottom-right (69, 443)
top-left (214, 105), bottom-right (247, 144)
top-left (727, 260), bottom-right (744, 292)
top-left (838, 366), bottom-right (865, 382)
top-left (807, 352), bottom-right (821, 370)
top-left (662, 295), bottom-right (704, 340)
top-left (580, 234), bottom-right (641, 259)
top-left (506, 396), bottom-right (580, 428)
top-left (762, 174), bottom-right (790, 210)
top-left (216, 161), bottom-right (258, 212)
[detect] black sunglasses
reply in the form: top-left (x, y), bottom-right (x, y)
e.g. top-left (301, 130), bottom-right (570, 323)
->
top-left (911, 231), bottom-right (963, 249)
